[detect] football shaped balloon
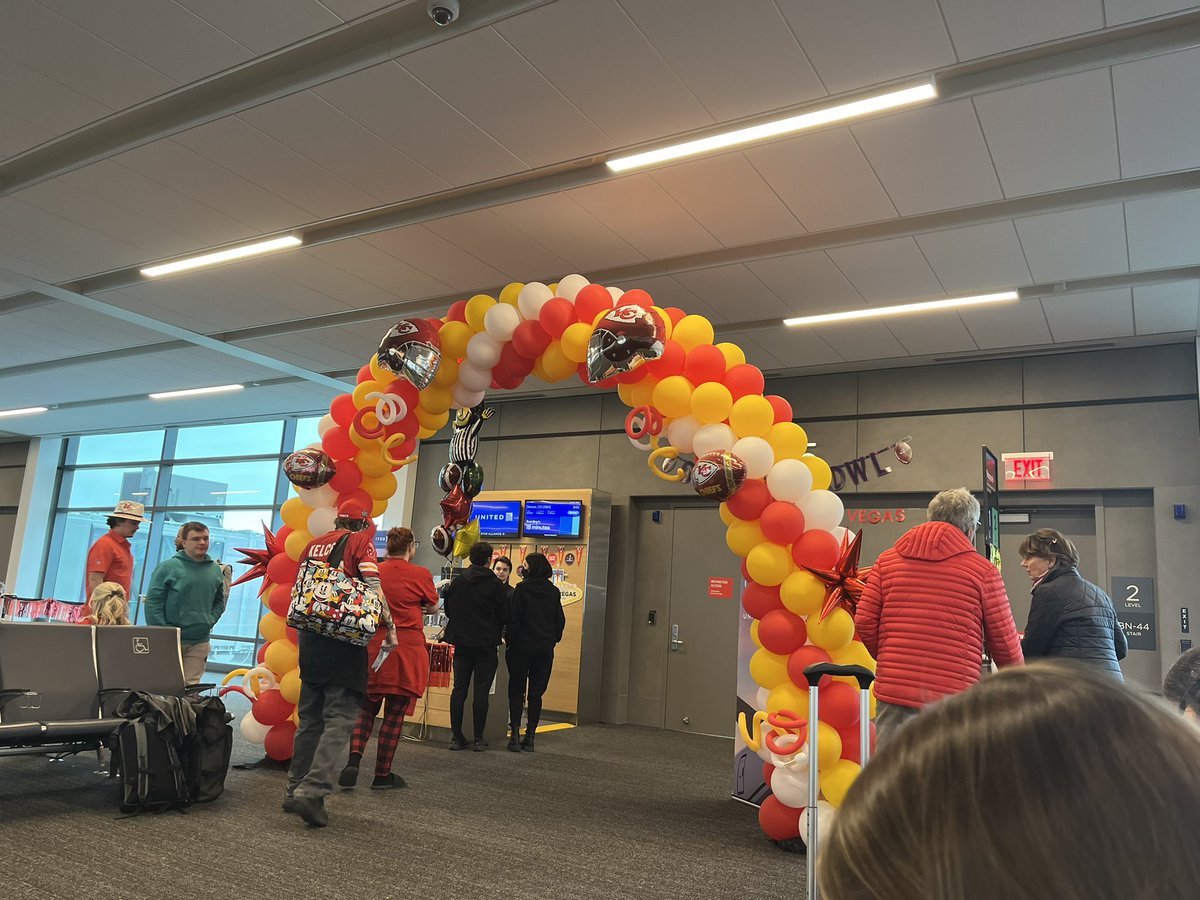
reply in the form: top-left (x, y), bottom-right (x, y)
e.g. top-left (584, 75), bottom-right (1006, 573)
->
top-left (691, 450), bottom-right (748, 502)
top-left (282, 449), bottom-right (336, 488)
top-left (376, 319), bottom-right (442, 390)
top-left (460, 460), bottom-right (485, 498)
top-left (586, 304), bottom-right (665, 382)
top-left (430, 525), bottom-right (454, 558)
top-left (438, 462), bottom-right (463, 493)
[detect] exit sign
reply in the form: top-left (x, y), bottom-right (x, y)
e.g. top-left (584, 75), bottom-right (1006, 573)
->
top-left (1002, 451), bottom-right (1053, 481)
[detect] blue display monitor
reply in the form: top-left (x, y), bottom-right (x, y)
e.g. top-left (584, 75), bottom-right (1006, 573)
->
top-left (473, 500), bottom-right (524, 538)
top-left (522, 500), bottom-right (584, 539)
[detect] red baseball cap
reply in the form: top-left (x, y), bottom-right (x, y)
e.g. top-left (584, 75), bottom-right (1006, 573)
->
top-left (337, 500), bottom-right (371, 522)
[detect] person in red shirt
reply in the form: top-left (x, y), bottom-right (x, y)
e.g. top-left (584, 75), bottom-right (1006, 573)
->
top-left (339, 526), bottom-right (437, 790)
top-left (84, 500), bottom-right (147, 602)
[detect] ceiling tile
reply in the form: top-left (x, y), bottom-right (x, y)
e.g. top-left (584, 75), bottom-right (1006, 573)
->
top-left (974, 69), bottom-right (1120, 197)
top-left (617, 0), bottom-right (825, 121)
top-left (1125, 190), bottom-right (1200, 271)
top-left (1133, 281), bottom-right (1200, 335)
top-left (1014, 204), bottom-right (1128, 281)
top-left (363, 225), bottom-right (508, 292)
top-left (826, 237), bottom-right (946, 303)
top-left (102, 277), bottom-right (292, 333)
top-left (806, 320), bottom-right (909, 362)
top-left (884, 313), bottom-right (979, 355)
top-left (672, 264), bottom-right (791, 323)
top-left (938, 0), bottom-right (1104, 61)
top-left (622, 275), bottom-right (723, 322)
top-left (1103, 0), bottom-right (1196, 26)
top-left (174, 0), bottom-right (342, 55)
top-left (568, 175), bottom-right (722, 259)
top-left (303, 240), bottom-right (453, 303)
top-left (496, 0), bottom-right (713, 148)
top-left (234, 332), bottom-right (369, 374)
top-left (1041, 288), bottom-right (1134, 341)
top-left (1113, 46), bottom-right (1200, 178)
top-left (650, 154), bottom-right (804, 246)
top-left (959, 298), bottom-right (1053, 349)
top-left (746, 129), bottom-right (898, 231)
top-left (401, 26), bottom-right (609, 167)
top-left (0, 109), bottom-right (53, 159)
top-left (774, 0), bottom-right (956, 93)
top-left (319, 1), bottom-right (398, 20)
top-left (229, 253), bottom-right (398, 313)
top-left (853, 100), bottom-right (1003, 215)
top-left (709, 330), bottom-right (785, 370)
top-left (0, 196), bottom-right (146, 279)
top-left (915, 221), bottom-right (1033, 293)
top-left (1, 301), bottom-right (165, 368)
top-left (722, 327), bottom-right (844, 370)
top-left (424, 210), bottom-right (573, 283)
top-left (747, 251), bottom-right (864, 314)
top-left (0, 54), bottom-right (107, 151)
top-left (490, 194), bottom-right (645, 273)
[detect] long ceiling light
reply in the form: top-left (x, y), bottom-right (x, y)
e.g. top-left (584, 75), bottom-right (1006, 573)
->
top-left (0, 405), bottom-right (49, 418)
top-left (606, 82), bottom-right (937, 173)
top-left (783, 291), bottom-right (1019, 327)
top-left (140, 235), bottom-right (302, 277)
top-left (149, 384), bottom-right (245, 400)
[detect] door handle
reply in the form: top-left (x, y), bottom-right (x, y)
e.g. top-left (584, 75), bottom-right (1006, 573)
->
top-left (670, 623), bottom-right (684, 651)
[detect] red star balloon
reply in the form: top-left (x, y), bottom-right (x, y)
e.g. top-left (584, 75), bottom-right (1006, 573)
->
top-left (230, 522), bottom-right (283, 588)
top-left (803, 529), bottom-right (868, 621)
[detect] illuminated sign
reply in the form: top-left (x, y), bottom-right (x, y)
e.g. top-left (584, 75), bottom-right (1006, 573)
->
top-left (1002, 451), bottom-right (1053, 481)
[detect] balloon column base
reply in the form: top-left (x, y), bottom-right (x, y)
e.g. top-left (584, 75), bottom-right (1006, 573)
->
top-left (770, 836), bottom-right (807, 854)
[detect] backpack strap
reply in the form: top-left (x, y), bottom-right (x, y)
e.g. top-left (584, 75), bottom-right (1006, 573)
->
top-left (326, 532), bottom-right (353, 570)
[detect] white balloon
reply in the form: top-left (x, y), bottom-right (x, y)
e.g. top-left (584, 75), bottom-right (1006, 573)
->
top-left (692, 423), bottom-right (736, 457)
top-left (452, 384), bottom-right (486, 409)
top-left (457, 360), bottom-right (492, 393)
top-left (317, 414), bottom-right (336, 437)
top-left (798, 801), bottom-right (836, 848)
top-left (517, 282), bottom-right (553, 320)
top-left (305, 442), bottom-right (323, 451)
top-left (307, 505), bottom-right (336, 537)
top-left (298, 483), bottom-right (337, 509)
top-left (666, 415), bottom-right (701, 454)
top-left (829, 525), bottom-right (851, 545)
top-left (465, 332), bottom-right (502, 369)
top-left (239, 710), bottom-right (271, 744)
top-left (556, 273), bottom-right (590, 301)
top-left (732, 436), bottom-right (775, 479)
top-left (767, 458), bottom-right (815, 503)
top-left (802, 490), bottom-right (845, 532)
top-left (606, 286), bottom-right (624, 303)
top-left (483, 302), bottom-right (521, 342)
top-left (756, 687), bottom-right (771, 710)
top-left (769, 764), bottom-right (812, 809)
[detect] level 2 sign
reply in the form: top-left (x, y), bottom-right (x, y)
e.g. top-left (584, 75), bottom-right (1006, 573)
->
top-left (708, 577), bottom-right (734, 599)
top-left (1112, 575), bottom-right (1157, 651)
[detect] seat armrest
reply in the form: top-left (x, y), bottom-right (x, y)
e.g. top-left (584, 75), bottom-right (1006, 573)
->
top-left (185, 682), bottom-right (217, 695)
top-left (0, 689), bottom-right (34, 710)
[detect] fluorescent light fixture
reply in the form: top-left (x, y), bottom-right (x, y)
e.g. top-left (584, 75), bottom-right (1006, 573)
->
top-left (784, 291), bottom-right (1019, 327)
top-left (210, 490), bottom-right (260, 496)
top-left (0, 405), bottom-right (49, 418)
top-left (140, 235), bottom-right (302, 277)
top-left (149, 384), bottom-right (245, 400)
top-left (607, 83), bottom-right (937, 172)
top-left (130, 491), bottom-right (149, 496)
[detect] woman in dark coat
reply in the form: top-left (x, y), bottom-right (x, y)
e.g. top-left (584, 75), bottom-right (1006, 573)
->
top-left (505, 553), bottom-right (565, 752)
top-left (1018, 528), bottom-right (1127, 679)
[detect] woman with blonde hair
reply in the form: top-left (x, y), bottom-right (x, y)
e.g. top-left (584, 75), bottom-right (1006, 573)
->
top-left (819, 662), bottom-right (1200, 899)
top-left (83, 581), bottom-right (129, 626)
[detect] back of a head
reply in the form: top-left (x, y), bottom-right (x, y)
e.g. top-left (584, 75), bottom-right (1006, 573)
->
top-left (1164, 647), bottom-right (1200, 715)
top-left (88, 581), bottom-right (129, 626)
top-left (468, 541), bottom-right (493, 567)
top-left (1018, 527), bottom-right (1080, 569)
top-left (926, 487), bottom-right (979, 535)
top-left (819, 662), bottom-right (1200, 900)
top-left (522, 553), bottom-right (552, 580)
top-left (387, 526), bottom-right (415, 556)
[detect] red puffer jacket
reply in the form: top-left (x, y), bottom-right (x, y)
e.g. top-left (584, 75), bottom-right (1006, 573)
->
top-left (855, 521), bottom-right (1023, 709)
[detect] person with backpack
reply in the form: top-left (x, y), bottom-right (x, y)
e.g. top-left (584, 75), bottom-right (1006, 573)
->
top-left (505, 553), bottom-right (565, 752)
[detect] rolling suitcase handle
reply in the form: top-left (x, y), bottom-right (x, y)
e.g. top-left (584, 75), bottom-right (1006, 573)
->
top-left (802, 663), bottom-right (876, 900)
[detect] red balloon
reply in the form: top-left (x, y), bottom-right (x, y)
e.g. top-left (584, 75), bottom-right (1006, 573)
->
top-left (664, 306), bottom-right (686, 326)
top-left (573, 283), bottom-right (614, 324)
top-left (742, 581), bottom-right (784, 619)
top-left (268, 582), bottom-right (292, 618)
top-left (276, 525), bottom-right (294, 543)
top-left (763, 761), bottom-right (775, 784)
top-left (618, 289), bottom-right (653, 308)
top-left (820, 681), bottom-right (862, 731)
top-left (330, 393), bottom-right (356, 426)
top-left (266, 552), bottom-right (300, 587)
top-left (741, 557), bottom-right (752, 583)
top-left (758, 609), bottom-right (808, 655)
top-left (496, 341), bottom-right (529, 379)
top-left (286, 625), bottom-right (299, 643)
top-left (328, 458), bottom-right (363, 493)
top-left (787, 645), bottom-right (833, 690)
top-left (615, 365), bottom-right (649, 384)
top-left (337, 489), bottom-right (372, 521)
top-left (726, 478), bottom-right (772, 520)
top-left (356, 364), bottom-right (372, 384)
top-left (766, 394), bottom-right (793, 424)
top-left (380, 378), bottom-right (420, 407)
top-left (539, 297), bottom-right (576, 338)
top-left (649, 340), bottom-right (685, 378)
top-left (321, 425), bottom-right (357, 461)
top-left (264, 721), bottom-right (297, 762)
top-left (839, 720), bottom-right (876, 765)
top-left (758, 794), bottom-right (802, 841)
top-left (723, 364), bottom-right (765, 400)
top-left (683, 344), bottom-right (727, 384)
top-left (792, 529), bottom-right (841, 570)
top-left (447, 300), bottom-right (468, 323)
top-left (493, 370), bottom-right (524, 391)
top-left (440, 484), bottom-right (471, 529)
top-left (256, 642), bottom-right (268, 664)
top-left (760, 501), bottom-right (807, 545)
top-left (511, 319), bottom-right (552, 359)
top-left (251, 688), bottom-right (293, 727)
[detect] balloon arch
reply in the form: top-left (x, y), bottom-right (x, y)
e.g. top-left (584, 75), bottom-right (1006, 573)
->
top-left (225, 273), bottom-right (877, 843)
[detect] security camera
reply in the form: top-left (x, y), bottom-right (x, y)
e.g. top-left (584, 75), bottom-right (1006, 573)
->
top-left (427, 0), bottom-right (459, 26)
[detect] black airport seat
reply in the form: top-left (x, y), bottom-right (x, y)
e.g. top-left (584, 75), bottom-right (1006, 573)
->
top-left (94, 625), bottom-right (193, 715)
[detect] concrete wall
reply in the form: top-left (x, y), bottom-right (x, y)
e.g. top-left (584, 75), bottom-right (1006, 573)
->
top-left (0, 440), bottom-right (30, 587)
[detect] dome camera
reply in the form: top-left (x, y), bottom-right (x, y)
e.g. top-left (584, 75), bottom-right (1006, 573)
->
top-left (427, 0), bottom-right (460, 26)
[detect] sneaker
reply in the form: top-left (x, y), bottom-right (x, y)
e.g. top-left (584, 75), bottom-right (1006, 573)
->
top-left (338, 762), bottom-right (359, 788)
top-left (291, 795), bottom-right (329, 827)
top-left (472, 740), bottom-right (488, 752)
top-left (371, 772), bottom-right (406, 790)
top-left (282, 796), bottom-right (297, 814)
top-left (449, 736), bottom-right (469, 751)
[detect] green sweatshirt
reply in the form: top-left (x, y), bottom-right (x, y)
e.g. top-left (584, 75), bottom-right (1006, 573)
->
top-left (145, 550), bottom-right (228, 644)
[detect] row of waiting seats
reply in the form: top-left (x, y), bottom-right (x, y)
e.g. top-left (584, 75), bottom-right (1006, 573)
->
top-left (0, 621), bottom-right (198, 757)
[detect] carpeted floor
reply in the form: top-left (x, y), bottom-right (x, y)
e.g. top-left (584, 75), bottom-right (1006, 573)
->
top-left (0, 714), bottom-right (804, 899)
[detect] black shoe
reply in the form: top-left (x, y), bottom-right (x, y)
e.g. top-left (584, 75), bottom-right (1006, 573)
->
top-left (472, 740), bottom-right (488, 752)
top-left (291, 796), bottom-right (329, 827)
top-left (282, 796), bottom-right (297, 814)
top-left (371, 772), bottom-right (406, 790)
top-left (337, 762), bottom-right (359, 788)
top-left (449, 736), bottom-right (469, 751)
top-left (521, 732), bottom-right (535, 752)
top-left (507, 729), bottom-right (522, 752)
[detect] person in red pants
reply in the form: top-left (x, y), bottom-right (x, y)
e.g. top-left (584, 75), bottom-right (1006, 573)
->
top-left (339, 526), bottom-right (436, 790)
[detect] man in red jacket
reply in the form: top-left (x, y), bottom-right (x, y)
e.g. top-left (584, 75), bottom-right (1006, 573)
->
top-left (855, 487), bottom-right (1023, 746)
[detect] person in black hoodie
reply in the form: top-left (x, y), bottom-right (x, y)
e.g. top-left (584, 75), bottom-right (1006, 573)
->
top-left (442, 540), bottom-right (508, 751)
top-left (505, 553), bottom-right (565, 752)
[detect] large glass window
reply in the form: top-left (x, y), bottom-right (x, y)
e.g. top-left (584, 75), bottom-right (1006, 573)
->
top-left (175, 421), bottom-right (284, 459)
top-left (163, 460), bottom-right (279, 507)
top-left (73, 430), bottom-right (165, 465)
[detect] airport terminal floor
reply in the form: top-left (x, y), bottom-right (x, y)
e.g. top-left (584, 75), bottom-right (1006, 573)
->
top-left (0, 713), bottom-right (800, 899)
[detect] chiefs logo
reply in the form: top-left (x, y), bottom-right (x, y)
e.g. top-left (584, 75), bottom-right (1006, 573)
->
top-left (388, 320), bottom-right (419, 338)
top-left (693, 460), bottom-right (719, 482)
top-left (291, 452), bottom-right (315, 467)
top-left (605, 304), bottom-right (647, 324)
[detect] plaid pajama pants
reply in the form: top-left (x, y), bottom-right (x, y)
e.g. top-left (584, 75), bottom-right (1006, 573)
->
top-left (348, 694), bottom-right (412, 776)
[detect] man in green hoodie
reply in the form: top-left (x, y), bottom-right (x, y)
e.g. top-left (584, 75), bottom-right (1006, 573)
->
top-left (146, 521), bottom-right (228, 685)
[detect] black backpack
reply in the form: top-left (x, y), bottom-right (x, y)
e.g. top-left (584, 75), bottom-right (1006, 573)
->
top-left (185, 694), bottom-right (233, 803)
top-left (112, 716), bottom-right (191, 813)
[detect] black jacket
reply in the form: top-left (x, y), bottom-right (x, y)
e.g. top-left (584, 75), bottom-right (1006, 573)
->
top-left (1022, 567), bottom-right (1127, 679)
top-left (442, 564), bottom-right (508, 649)
top-left (507, 577), bottom-right (565, 650)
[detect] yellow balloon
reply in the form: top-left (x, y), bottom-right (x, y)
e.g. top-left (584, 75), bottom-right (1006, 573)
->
top-left (369, 354), bottom-right (390, 382)
top-left (729, 395), bottom-right (774, 438)
top-left (820, 759), bottom-right (862, 808)
top-left (372, 497), bottom-right (389, 518)
top-left (629, 375), bottom-right (659, 409)
top-left (808, 608), bottom-right (855, 653)
top-left (264, 638), bottom-right (299, 677)
top-left (280, 497), bottom-right (309, 531)
top-left (766, 421), bottom-right (809, 461)
top-left (350, 427), bottom-right (380, 451)
top-left (650, 306), bottom-right (674, 339)
top-left (420, 386), bottom-right (454, 416)
top-left (284, 529), bottom-right (312, 561)
top-left (416, 405), bottom-right (450, 432)
top-left (767, 681), bottom-right (809, 716)
top-left (749, 647), bottom-right (790, 689)
top-left (653, 375), bottom-right (695, 419)
top-left (672, 314), bottom-right (715, 350)
top-left (352, 380), bottom-right (387, 409)
top-left (499, 282), bottom-right (523, 306)
top-left (439, 321), bottom-right (472, 360)
top-left (432, 355), bottom-right (459, 389)
top-left (802, 454), bottom-right (834, 491)
top-left (617, 382), bottom-right (637, 407)
top-left (815, 721), bottom-right (843, 769)
top-left (718, 502), bottom-right (736, 526)
top-left (465, 294), bottom-right (496, 332)
top-left (716, 342), bottom-right (745, 369)
top-left (780, 570), bottom-right (827, 617)
top-left (279, 668), bottom-right (302, 704)
top-left (259, 611), bottom-right (287, 643)
top-left (541, 342), bottom-right (576, 381)
top-left (831, 640), bottom-right (877, 672)
top-left (361, 473), bottom-right (398, 501)
top-left (691, 381), bottom-right (733, 425)
top-left (417, 425), bottom-right (437, 440)
top-left (746, 542), bottom-right (793, 587)
top-left (356, 448), bottom-right (391, 478)
top-left (726, 519), bottom-right (766, 557)
top-left (750, 619), bottom-right (762, 648)
top-left (560, 321), bottom-right (594, 364)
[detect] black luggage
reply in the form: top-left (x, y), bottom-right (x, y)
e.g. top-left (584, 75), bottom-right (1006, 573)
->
top-left (186, 694), bottom-right (233, 803)
top-left (112, 716), bottom-right (191, 813)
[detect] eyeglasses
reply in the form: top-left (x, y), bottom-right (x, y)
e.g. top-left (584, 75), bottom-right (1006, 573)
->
top-left (413, 540), bottom-right (421, 550)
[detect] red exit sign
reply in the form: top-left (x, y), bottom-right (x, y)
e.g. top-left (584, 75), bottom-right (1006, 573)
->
top-left (1002, 452), bottom-right (1053, 481)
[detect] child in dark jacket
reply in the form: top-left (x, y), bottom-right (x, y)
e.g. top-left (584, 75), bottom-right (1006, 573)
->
top-left (505, 553), bottom-right (565, 752)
